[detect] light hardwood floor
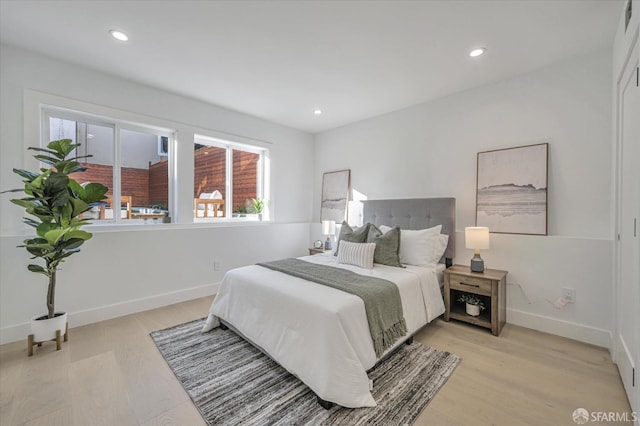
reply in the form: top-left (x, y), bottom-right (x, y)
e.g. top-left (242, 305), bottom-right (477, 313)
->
top-left (0, 296), bottom-right (632, 425)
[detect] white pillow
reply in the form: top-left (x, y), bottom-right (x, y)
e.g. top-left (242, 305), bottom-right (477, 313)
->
top-left (429, 234), bottom-right (449, 265)
top-left (380, 224), bottom-right (443, 266)
top-left (337, 241), bottom-right (376, 269)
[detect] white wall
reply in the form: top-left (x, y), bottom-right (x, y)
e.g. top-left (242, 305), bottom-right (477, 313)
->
top-left (0, 44), bottom-right (314, 343)
top-left (314, 48), bottom-right (614, 347)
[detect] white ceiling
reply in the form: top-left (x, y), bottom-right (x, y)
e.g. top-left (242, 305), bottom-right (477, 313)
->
top-left (0, 0), bottom-right (622, 134)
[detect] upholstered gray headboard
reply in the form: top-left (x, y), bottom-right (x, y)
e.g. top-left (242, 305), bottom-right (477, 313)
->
top-left (362, 198), bottom-right (456, 266)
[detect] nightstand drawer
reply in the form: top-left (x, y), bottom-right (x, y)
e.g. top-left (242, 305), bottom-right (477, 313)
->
top-left (449, 274), bottom-right (492, 296)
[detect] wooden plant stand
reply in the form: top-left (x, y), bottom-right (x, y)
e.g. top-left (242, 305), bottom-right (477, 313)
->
top-left (28, 322), bottom-right (68, 356)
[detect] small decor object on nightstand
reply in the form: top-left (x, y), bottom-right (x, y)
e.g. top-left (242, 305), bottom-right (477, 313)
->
top-left (458, 294), bottom-right (485, 317)
top-left (322, 220), bottom-right (336, 250)
top-left (313, 240), bottom-right (324, 249)
top-left (444, 265), bottom-right (508, 336)
top-left (465, 226), bottom-right (490, 272)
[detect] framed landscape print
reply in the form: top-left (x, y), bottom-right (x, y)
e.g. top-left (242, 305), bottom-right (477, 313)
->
top-left (320, 169), bottom-right (350, 223)
top-left (476, 143), bottom-right (548, 235)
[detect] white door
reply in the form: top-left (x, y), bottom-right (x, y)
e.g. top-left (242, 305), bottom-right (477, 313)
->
top-left (616, 42), bottom-right (639, 415)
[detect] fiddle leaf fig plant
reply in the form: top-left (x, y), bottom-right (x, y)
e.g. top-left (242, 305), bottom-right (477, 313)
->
top-left (2, 139), bottom-right (108, 319)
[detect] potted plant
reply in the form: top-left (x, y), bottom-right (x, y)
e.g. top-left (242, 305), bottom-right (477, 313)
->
top-left (2, 139), bottom-right (108, 355)
top-left (458, 293), bottom-right (486, 317)
top-left (252, 198), bottom-right (265, 220)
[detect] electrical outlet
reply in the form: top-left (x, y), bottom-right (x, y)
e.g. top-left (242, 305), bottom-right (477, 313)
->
top-left (214, 260), bottom-right (221, 271)
top-left (562, 287), bottom-right (576, 304)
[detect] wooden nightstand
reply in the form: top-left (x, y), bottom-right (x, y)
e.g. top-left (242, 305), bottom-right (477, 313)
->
top-left (444, 265), bottom-right (508, 336)
top-left (308, 248), bottom-right (331, 255)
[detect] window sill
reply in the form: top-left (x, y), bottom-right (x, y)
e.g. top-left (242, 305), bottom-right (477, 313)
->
top-left (84, 219), bottom-right (271, 233)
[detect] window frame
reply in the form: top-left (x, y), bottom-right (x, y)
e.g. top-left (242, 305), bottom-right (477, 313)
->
top-left (42, 107), bottom-right (175, 225)
top-left (194, 134), bottom-right (269, 221)
top-left (24, 90), bottom-right (273, 230)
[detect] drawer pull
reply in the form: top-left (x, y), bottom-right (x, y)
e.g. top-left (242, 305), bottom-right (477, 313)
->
top-left (460, 282), bottom-right (480, 288)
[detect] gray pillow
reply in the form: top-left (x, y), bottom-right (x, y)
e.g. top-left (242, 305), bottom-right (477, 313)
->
top-left (367, 225), bottom-right (403, 267)
top-left (334, 221), bottom-right (370, 256)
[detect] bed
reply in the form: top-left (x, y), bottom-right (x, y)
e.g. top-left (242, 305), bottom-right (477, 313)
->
top-left (202, 198), bottom-right (455, 408)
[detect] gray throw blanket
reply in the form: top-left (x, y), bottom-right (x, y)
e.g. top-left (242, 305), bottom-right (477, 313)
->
top-left (257, 258), bottom-right (407, 358)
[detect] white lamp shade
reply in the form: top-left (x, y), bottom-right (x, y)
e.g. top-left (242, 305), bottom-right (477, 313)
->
top-left (465, 227), bottom-right (490, 250)
top-left (322, 220), bottom-right (336, 236)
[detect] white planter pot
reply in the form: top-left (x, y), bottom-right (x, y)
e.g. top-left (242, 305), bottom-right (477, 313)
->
top-left (31, 312), bottom-right (67, 342)
top-left (465, 303), bottom-right (480, 317)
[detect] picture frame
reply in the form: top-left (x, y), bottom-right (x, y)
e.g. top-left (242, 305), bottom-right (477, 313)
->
top-left (476, 143), bottom-right (548, 235)
top-left (320, 169), bottom-right (350, 223)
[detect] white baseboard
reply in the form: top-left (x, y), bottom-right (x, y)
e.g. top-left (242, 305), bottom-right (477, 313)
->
top-left (507, 308), bottom-right (612, 350)
top-left (0, 282), bottom-right (220, 345)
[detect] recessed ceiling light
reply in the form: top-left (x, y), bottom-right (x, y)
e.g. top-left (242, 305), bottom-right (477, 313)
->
top-left (469, 48), bottom-right (486, 58)
top-left (109, 30), bottom-right (129, 42)
top-left (314, 109), bottom-right (322, 115)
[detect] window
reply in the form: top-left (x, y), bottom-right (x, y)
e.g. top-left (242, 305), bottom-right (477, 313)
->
top-left (194, 135), bottom-right (268, 220)
top-left (44, 109), bottom-right (173, 224)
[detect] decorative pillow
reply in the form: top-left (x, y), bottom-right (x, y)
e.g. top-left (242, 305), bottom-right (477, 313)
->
top-left (428, 234), bottom-right (449, 265)
top-left (334, 221), bottom-right (370, 256)
top-left (379, 224), bottom-right (443, 266)
top-left (337, 241), bottom-right (376, 269)
top-left (367, 225), bottom-right (403, 267)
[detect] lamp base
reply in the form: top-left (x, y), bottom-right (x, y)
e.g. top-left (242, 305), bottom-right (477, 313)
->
top-left (324, 237), bottom-right (332, 250)
top-left (470, 253), bottom-right (484, 273)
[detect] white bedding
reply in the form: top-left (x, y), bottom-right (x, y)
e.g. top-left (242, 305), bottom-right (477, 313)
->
top-left (202, 253), bottom-right (445, 408)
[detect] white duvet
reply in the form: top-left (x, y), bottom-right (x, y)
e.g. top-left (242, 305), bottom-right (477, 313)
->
top-left (202, 253), bottom-right (445, 408)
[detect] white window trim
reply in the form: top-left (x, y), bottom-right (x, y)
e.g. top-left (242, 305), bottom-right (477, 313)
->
top-left (194, 134), bottom-right (269, 221)
top-left (23, 90), bottom-right (272, 231)
top-left (42, 107), bottom-right (175, 225)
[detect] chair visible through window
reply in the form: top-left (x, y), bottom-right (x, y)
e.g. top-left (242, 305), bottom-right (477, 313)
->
top-left (99, 195), bottom-right (133, 220)
top-left (194, 191), bottom-right (224, 218)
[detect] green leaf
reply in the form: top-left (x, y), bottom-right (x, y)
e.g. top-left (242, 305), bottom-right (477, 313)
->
top-left (12, 168), bottom-right (39, 182)
top-left (67, 179), bottom-right (84, 197)
top-left (26, 246), bottom-right (48, 257)
top-left (44, 228), bottom-right (65, 245)
top-left (60, 238), bottom-right (86, 250)
top-left (63, 230), bottom-right (92, 241)
top-left (46, 139), bottom-right (76, 158)
top-left (33, 155), bottom-right (60, 166)
top-left (36, 222), bottom-right (59, 238)
top-left (27, 264), bottom-right (49, 276)
top-left (69, 197), bottom-right (90, 217)
top-left (30, 169), bottom-right (51, 189)
top-left (62, 163), bottom-right (87, 175)
top-left (23, 218), bottom-right (40, 228)
top-left (27, 147), bottom-right (59, 156)
top-left (10, 198), bottom-right (39, 210)
top-left (44, 173), bottom-right (70, 208)
top-left (82, 183), bottom-right (108, 203)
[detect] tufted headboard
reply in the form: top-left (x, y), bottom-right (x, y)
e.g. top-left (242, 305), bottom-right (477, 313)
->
top-left (362, 198), bottom-right (456, 266)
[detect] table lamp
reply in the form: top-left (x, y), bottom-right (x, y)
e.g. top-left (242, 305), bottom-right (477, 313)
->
top-left (322, 220), bottom-right (336, 250)
top-left (465, 227), bottom-right (490, 272)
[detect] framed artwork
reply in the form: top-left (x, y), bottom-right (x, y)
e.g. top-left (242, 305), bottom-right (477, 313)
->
top-left (476, 143), bottom-right (548, 235)
top-left (321, 169), bottom-right (350, 223)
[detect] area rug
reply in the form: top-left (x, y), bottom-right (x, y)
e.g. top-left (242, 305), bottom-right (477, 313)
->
top-left (151, 318), bottom-right (460, 425)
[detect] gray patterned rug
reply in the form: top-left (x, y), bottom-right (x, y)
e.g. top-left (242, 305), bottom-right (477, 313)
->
top-left (151, 318), bottom-right (460, 425)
